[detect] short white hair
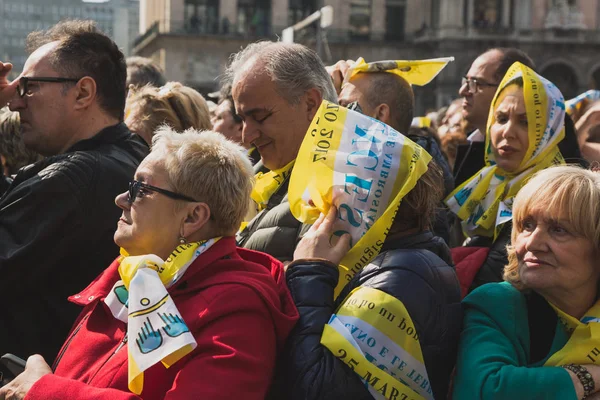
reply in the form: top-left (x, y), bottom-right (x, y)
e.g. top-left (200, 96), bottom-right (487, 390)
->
top-left (150, 127), bottom-right (254, 235)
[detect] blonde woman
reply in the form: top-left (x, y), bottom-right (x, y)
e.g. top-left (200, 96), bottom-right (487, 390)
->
top-left (453, 166), bottom-right (600, 400)
top-left (2, 127), bottom-right (298, 399)
top-left (125, 82), bottom-right (212, 144)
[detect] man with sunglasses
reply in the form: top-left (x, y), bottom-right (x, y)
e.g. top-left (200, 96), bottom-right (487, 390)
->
top-left (454, 48), bottom-right (535, 187)
top-left (0, 20), bottom-right (147, 364)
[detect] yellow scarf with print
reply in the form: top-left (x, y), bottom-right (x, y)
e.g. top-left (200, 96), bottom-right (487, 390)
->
top-left (251, 160), bottom-right (295, 212)
top-left (321, 287), bottom-right (433, 400)
top-left (544, 300), bottom-right (600, 366)
top-left (445, 62), bottom-right (565, 240)
top-left (289, 58), bottom-right (452, 298)
top-left (289, 101), bottom-right (431, 298)
top-left (290, 59), bottom-right (453, 399)
top-left (104, 238), bottom-right (220, 394)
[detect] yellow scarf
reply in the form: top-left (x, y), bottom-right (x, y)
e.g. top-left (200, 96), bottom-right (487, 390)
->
top-left (290, 58), bottom-right (452, 298)
top-left (288, 101), bottom-right (431, 298)
top-left (250, 160), bottom-right (295, 212)
top-left (445, 62), bottom-right (565, 239)
top-left (321, 287), bottom-right (432, 400)
top-left (104, 238), bottom-right (220, 394)
top-left (545, 300), bottom-right (600, 366)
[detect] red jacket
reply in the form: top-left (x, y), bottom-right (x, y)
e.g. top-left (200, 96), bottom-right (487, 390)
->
top-left (26, 237), bottom-right (298, 400)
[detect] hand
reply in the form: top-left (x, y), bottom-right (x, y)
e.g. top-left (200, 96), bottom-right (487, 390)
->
top-left (575, 101), bottom-right (600, 146)
top-left (564, 364), bottom-right (600, 400)
top-left (293, 206), bottom-right (351, 266)
top-left (0, 355), bottom-right (52, 400)
top-left (325, 59), bottom-right (355, 95)
top-left (0, 62), bottom-right (18, 108)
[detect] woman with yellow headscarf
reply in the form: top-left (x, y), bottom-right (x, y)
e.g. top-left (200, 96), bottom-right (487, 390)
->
top-left (445, 62), bottom-right (565, 294)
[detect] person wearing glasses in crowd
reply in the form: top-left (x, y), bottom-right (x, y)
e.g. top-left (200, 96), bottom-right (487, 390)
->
top-left (0, 20), bottom-right (147, 363)
top-left (453, 48), bottom-right (536, 187)
top-left (125, 81), bottom-right (212, 145)
top-left (0, 127), bottom-right (298, 400)
top-left (447, 62), bottom-right (567, 295)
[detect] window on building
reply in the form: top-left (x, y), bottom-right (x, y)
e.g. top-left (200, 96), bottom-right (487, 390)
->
top-left (385, 0), bottom-right (406, 41)
top-left (184, 0), bottom-right (219, 34)
top-left (237, 0), bottom-right (271, 36)
top-left (430, 0), bottom-right (440, 29)
top-left (288, 0), bottom-right (317, 25)
top-left (472, 0), bottom-right (502, 29)
top-left (349, 0), bottom-right (371, 40)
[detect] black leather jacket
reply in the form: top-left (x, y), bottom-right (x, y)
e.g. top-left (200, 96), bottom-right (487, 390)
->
top-left (0, 123), bottom-right (147, 362)
top-left (279, 231), bottom-right (462, 400)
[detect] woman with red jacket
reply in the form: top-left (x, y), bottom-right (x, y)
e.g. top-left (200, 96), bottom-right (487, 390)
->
top-left (1, 127), bottom-right (298, 400)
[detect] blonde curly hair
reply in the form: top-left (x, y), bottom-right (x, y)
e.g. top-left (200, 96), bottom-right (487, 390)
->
top-left (125, 82), bottom-right (212, 144)
top-left (504, 166), bottom-right (600, 290)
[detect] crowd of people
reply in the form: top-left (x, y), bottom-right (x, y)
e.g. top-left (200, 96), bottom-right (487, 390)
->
top-left (0, 18), bottom-right (598, 400)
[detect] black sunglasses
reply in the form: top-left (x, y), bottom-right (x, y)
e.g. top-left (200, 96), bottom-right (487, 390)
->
top-left (17, 76), bottom-right (82, 97)
top-left (128, 180), bottom-right (198, 204)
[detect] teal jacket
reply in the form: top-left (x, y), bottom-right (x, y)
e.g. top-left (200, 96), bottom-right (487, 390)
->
top-left (453, 282), bottom-right (576, 400)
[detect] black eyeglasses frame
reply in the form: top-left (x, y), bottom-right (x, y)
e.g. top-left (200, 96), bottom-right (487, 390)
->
top-left (17, 76), bottom-right (82, 98)
top-left (128, 180), bottom-right (198, 204)
top-left (461, 76), bottom-right (499, 93)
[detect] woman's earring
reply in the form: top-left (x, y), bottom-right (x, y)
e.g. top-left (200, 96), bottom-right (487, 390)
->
top-left (179, 236), bottom-right (187, 244)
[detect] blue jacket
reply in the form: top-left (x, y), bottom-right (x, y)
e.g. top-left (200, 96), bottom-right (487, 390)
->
top-left (278, 231), bottom-right (462, 400)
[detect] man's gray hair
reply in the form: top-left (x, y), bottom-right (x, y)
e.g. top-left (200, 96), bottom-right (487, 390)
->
top-left (225, 41), bottom-right (337, 105)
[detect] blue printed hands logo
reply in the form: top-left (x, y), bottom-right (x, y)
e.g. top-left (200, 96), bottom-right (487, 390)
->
top-left (136, 318), bottom-right (163, 354)
top-left (467, 204), bottom-right (484, 225)
top-left (159, 312), bottom-right (190, 338)
top-left (454, 187), bottom-right (472, 206)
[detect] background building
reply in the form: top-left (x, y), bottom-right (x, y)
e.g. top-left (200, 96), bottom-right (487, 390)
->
top-left (133, 0), bottom-right (600, 114)
top-left (0, 0), bottom-right (140, 77)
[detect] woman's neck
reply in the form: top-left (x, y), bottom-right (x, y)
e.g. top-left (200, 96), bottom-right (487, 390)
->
top-left (542, 287), bottom-right (598, 320)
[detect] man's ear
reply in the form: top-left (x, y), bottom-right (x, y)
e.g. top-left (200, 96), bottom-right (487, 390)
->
top-left (181, 202), bottom-right (211, 238)
top-left (373, 103), bottom-right (391, 126)
top-left (73, 77), bottom-right (97, 111)
top-left (304, 87), bottom-right (324, 122)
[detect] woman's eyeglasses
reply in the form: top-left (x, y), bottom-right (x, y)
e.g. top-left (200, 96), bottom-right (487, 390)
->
top-left (17, 76), bottom-right (82, 97)
top-left (128, 180), bottom-right (198, 204)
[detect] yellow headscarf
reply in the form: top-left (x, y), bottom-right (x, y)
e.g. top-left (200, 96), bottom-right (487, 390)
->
top-left (445, 62), bottom-right (565, 239)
